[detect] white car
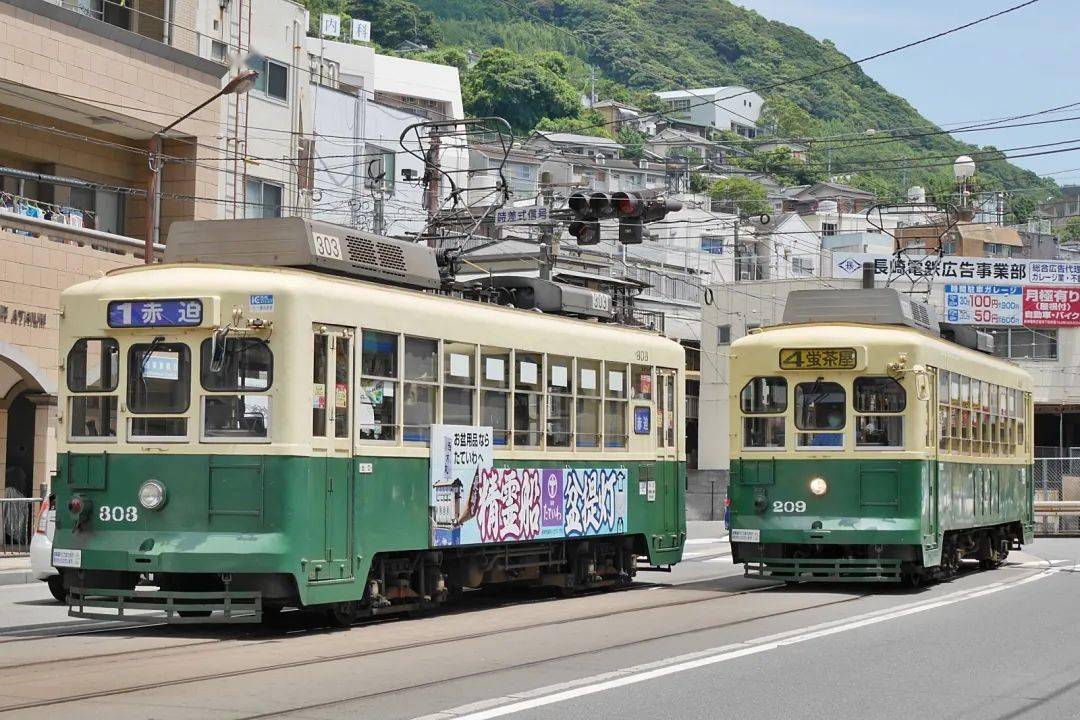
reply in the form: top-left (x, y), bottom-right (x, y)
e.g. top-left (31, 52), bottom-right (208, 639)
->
top-left (30, 495), bottom-right (65, 602)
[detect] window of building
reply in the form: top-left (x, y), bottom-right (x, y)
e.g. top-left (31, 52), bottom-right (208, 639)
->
top-left (701, 234), bottom-right (725, 254)
top-left (821, 222), bottom-right (837, 237)
top-left (356, 330), bottom-right (396, 442)
top-left (368, 149), bottom-right (396, 195)
top-left (795, 380), bottom-right (845, 448)
top-left (717, 325), bottom-right (731, 345)
top-left (245, 178), bottom-right (283, 218)
top-left (990, 328), bottom-right (1058, 360)
top-left (853, 377), bottom-right (904, 447)
top-left (253, 58), bottom-right (288, 101)
top-left (211, 40), bottom-right (228, 62)
top-left (792, 257), bottom-right (813, 276)
top-left (514, 351), bottom-right (543, 447)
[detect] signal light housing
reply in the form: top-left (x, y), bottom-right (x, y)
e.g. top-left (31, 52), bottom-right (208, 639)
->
top-left (568, 219), bottom-right (600, 246)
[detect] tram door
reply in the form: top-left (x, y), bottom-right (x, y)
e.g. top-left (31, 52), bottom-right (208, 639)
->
top-left (310, 325), bottom-right (355, 582)
top-left (656, 368), bottom-right (680, 543)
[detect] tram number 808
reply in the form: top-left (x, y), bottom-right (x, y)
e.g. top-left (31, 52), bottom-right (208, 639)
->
top-left (99, 506), bottom-right (138, 522)
top-left (772, 500), bottom-right (806, 513)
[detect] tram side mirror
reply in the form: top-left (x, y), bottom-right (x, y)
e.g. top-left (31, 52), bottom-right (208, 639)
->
top-left (914, 366), bottom-right (931, 402)
top-left (210, 328), bottom-right (230, 372)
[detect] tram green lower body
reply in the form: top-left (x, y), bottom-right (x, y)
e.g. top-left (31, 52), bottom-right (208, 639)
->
top-left (52, 453), bottom-right (686, 610)
top-left (729, 458), bottom-right (1035, 582)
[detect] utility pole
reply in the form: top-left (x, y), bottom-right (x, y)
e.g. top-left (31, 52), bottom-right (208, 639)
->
top-left (539, 223), bottom-right (558, 281)
top-left (589, 66), bottom-right (596, 109)
top-left (424, 127), bottom-right (441, 247)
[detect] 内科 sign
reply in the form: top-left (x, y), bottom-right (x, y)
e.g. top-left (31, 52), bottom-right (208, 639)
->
top-left (779, 347), bottom-right (857, 370)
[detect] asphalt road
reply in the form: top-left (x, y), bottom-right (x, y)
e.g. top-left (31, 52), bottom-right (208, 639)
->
top-left (0, 527), bottom-right (1074, 720)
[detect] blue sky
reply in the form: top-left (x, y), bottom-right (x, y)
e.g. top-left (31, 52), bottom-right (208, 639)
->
top-left (735, 0), bottom-right (1076, 188)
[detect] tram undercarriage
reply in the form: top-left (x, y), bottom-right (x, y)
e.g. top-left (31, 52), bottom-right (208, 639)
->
top-left (735, 521), bottom-right (1025, 586)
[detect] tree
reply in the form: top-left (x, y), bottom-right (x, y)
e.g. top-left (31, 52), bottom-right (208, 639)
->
top-left (688, 172), bottom-right (710, 193)
top-left (413, 47), bottom-right (469, 72)
top-left (1062, 217), bottom-right (1080, 242)
top-left (349, 0), bottom-right (440, 49)
top-left (463, 48), bottom-right (580, 133)
top-left (616, 127), bottom-right (646, 159)
top-left (1006, 194), bottom-right (1037, 225)
top-left (709, 177), bottom-right (772, 216)
top-left (759, 95), bottom-right (816, 139)
top-left (534, 112), bottom-right (614, 139)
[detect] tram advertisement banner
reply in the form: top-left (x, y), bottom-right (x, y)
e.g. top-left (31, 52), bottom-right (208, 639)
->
top-left (1022, 285), bottom-right (1080, 327)
top-left (429, 424), bottom-right (628, 547)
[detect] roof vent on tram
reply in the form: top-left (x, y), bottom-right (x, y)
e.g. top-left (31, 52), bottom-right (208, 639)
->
top-left (782, 288), bottom-right (940, 334)
top-left (164, 218), bottom-right (441, 291)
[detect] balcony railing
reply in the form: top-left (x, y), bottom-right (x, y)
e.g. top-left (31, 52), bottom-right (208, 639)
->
top-left (0, 210), bottom-right (163, 260)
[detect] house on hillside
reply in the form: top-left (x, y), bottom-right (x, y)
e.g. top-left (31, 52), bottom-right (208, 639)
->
top-left (529, 132), bottom-right (624, 160)
top-left (644, 128), bottom-right (730, 168)
top-left (780, 181), bottom-right (876, 214)
top-left (592, 100), bottom-right (655, 134)
top-left (896, 223), bottom-right (1028, 258)
top-left (753, 139), bottom-right (810, 162)
top-left (653, 86), bottom-right (763, 138)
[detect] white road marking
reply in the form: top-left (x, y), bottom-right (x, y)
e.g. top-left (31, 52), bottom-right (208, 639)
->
top-left (684, 537), bottom-right (728, 545)
top-left (417, 567), bottom-right (1061, 720)
top-left (703, 556), bottom-right (734, 564)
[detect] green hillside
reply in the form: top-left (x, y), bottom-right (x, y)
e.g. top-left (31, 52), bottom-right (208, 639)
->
top-left (306, 0), bottom-right (1059, 219)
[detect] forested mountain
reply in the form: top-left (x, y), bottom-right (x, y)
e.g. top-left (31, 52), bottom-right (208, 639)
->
top-left (303, 0), bottom-right (1059, 219)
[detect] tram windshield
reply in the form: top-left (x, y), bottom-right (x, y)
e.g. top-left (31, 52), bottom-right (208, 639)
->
top-left (795, 380), bottom-right (845, 448)
top-left (128, 341), bottom-right (190, 414)
top-left (200, 337), bottom-right (272, 391)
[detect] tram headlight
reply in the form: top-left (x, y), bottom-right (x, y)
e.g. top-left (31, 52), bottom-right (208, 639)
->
top-left (138, 479), bottom-right (167, 510)
top-left (809, 477), bottom-right (828, 496)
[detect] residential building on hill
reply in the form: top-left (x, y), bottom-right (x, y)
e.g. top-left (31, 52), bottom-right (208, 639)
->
top-left (653, 86), bottom-right (764, 138)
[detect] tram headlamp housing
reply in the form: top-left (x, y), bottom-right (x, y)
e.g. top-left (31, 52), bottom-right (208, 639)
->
top-left (809, 477), bottom-right (828, 496)
top-left (138, 479), bottom-right (167, 511)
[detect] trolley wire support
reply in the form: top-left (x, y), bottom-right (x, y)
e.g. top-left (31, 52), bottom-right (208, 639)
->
top-left (864, 201), bottom-right (961, 300)
top-left (399, 117), bottom-right (514, 247)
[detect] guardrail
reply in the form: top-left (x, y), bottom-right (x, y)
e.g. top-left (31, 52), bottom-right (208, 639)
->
top-left (1, 497), bottom-right (43, 556)
top-left (0, 210), bottom-right (165, 260)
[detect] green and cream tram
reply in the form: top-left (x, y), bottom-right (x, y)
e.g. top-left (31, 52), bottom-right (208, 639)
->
top-left (51, 219), bottom-right (686, 623)
top-left (728, 289), bottom-right (1035, 584)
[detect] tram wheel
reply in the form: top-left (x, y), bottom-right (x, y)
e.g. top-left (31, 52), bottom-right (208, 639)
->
top-left (46, 575), bottom-right (67, 604)
top-left (326, 601), bottom-right (362, 627)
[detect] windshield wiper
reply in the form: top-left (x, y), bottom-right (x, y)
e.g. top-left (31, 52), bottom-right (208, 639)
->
top-left (139, 335), bottom-right (166, 374)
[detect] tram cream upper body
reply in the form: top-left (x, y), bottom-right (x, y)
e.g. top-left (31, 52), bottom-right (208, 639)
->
top-left (58, 264), bottom-right (685, 461)
top-left (729, 322), bottom-right (1033, 463)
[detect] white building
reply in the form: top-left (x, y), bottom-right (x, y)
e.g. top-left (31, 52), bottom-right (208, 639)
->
top-left (304, 38), bottom-right (467, 236)
top-left (194, 0), bottom-right (314, 221)
top-left (654, 86), bottom-right (764, 138)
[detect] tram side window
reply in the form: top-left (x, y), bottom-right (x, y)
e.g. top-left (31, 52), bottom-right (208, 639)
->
top-left (795, 380), bottom-right (845, 448)
top-left (632, 364), bottom-right (653, 401)
top-left (67, 338), bottom-right (119, 440)
top-left (576, 358), bottom-right (601, 449)
top-left (127, 342), bottom-right (190, 439)
top-left (199, 338), bottom-right (273, 442)
top-left (480, 346), bottom-right (511, 446)
top-left (605, 362), bottom-right (628, 449)
top-left (443, 342), bottom-right (475, 426)
top-left (312, 334), bottom-right (328, 436)
top-left (740, 377), bottom-right (786, 449)
top-left (514, 351), bottom-right (543, 447)
top-left (547, 355), bottom-right (573, 447)
top-left (357, 330), bottom-right (396, 441)
top-left (853, 377), bottom-right (904, 448)
top-left (403, 337), bottom-right (438, 443)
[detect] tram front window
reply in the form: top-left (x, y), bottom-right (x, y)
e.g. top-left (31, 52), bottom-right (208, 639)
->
top-left (740, 377), bottom-right (786, 449)
top-left (854, 377), bottom-right (904, 448)
top-left (795, 380), bottom-right (845, 448)
top-left (128, 340), bottom-right (190, 439)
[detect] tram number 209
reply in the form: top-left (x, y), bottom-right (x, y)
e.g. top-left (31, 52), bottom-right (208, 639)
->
top-left (99, 506), bottom-right (138, 522)
top-left (772, 500), bottom-right (806, 513)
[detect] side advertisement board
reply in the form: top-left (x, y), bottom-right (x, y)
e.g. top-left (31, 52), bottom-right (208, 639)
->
top-left (429, 424), bottom-right (628, 547)
top-left (943, 284), bottom-right (1022, 325)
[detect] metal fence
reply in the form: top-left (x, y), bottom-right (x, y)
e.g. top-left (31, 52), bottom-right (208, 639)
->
top-left (1034, 457), bottom-right (1080, 536)
top-left (1, 498), bottom-right (43, 556)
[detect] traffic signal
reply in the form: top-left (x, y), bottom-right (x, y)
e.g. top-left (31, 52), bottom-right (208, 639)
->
top-left (568, 219), bottom-right (600, 245)
top-left (567, 190), bottom-right (682, 246)
top-left (612, 191), bottom-right (683, 244)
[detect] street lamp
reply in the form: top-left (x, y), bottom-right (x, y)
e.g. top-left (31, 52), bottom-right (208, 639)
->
top-left (144, 69), bottom-right (258, 263)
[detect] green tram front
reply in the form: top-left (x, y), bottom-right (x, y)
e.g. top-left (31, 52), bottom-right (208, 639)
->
top-left (51, 221), bottom-right (687, 622)
top-left (727, 289), bottom-right (1034, 584)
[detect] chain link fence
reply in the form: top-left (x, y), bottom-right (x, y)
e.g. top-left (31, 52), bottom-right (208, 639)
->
top-left (1034, 455), bottom-right (1080, 536)
top-left (1, 497), bottom-right (42, 555)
